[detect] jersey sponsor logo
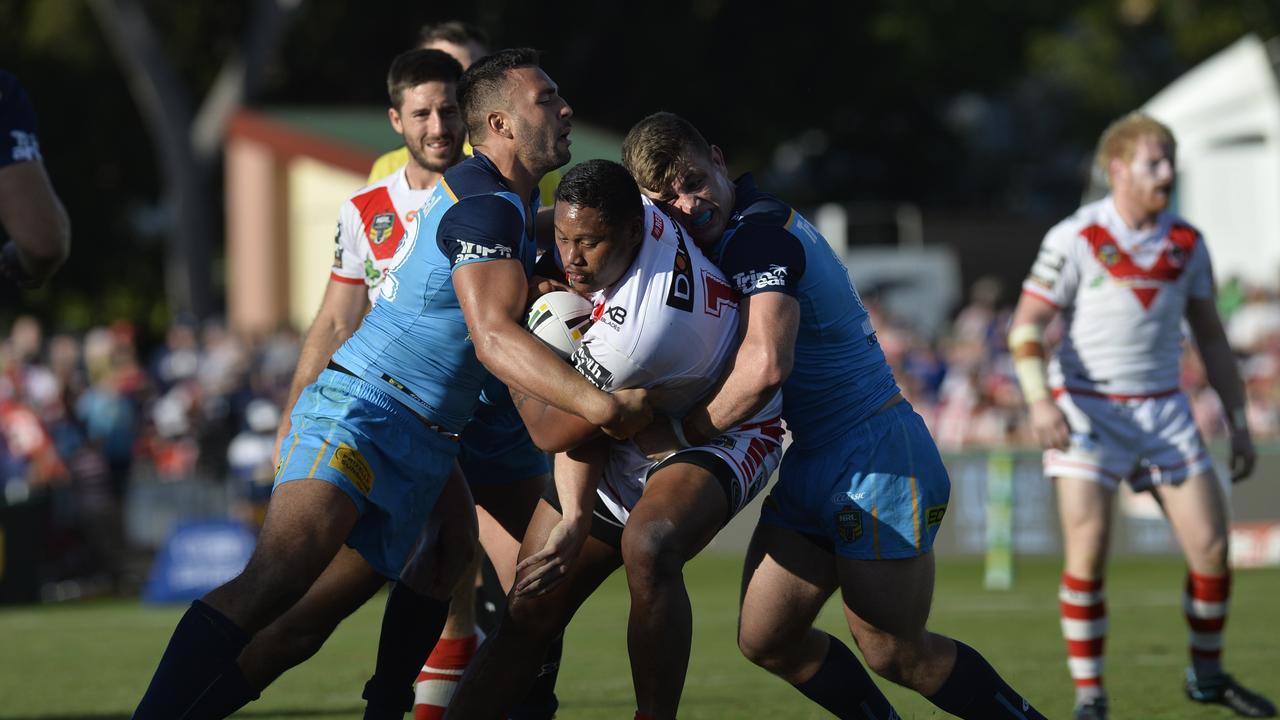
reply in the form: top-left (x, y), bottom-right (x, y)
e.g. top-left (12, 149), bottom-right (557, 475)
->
top-left (732, 264), bottom-right (789, 293)
top-left (651, 211), bottom-right (665, 240)
top-left (599, 305), bottom-right (627, 330)
top-left (332, 221), bottom-right (343, 269)
top-left (925, 504), bottom-right (947, 529)
top-left (1028, 248), bottom-right (1065, 289)
top-left (571, 344), bottom-right (614, 389)
top-left (328, 443), bottom-right (374, 495)
top-left (8, 130), bottom-right (39, 162)
top-left (363, 258), bottom-right (382, 286)
top-left (702, 270), bottom-right (738, 317)
top-left (452, 240), bottom-right (514, 263)
top-left (666, 223), bottom-right (695, 312)
top-left (835, 505), bottom-right (863, 542)
top-left (369, 212), bottom-right (396, 244)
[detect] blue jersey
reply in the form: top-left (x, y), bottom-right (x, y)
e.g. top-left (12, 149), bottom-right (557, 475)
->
top-left (708, 174), bottom-right (898, 447)
top-left (0, 72), bottom-right (41, 168)
top-left (332, 153), bottom-right (539, 433)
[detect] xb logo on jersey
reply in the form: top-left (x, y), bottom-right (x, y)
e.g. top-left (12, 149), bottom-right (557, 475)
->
top-left (369, 213), bottom-right (396, 245)
top-left (600, 305), bottom-right (627, 330)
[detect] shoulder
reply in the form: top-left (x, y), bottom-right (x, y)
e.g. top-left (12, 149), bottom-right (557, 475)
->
top-left (367, 147), bottom-right (409, 184)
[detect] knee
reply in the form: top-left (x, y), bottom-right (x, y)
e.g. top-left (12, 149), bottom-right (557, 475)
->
top-left (504, 594), bottom-right (564, 641)
top-left (621, 521), bottom-right (685, 593)
top-left (737, 624), bottom-right (799, 677)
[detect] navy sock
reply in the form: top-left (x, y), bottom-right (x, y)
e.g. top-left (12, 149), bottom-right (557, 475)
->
top-left (183, 660), bottom-right (260, 720)
top-left (927, 641), bottom-right (1046, 719)
top-left (133, 600), bottom-right (250, 719)
top-left (362, 581), bottom-right (451, 720)
top-left (793, 633), bottom-right (898, 720)
top-left (507, 631), bottom-right (563, 720)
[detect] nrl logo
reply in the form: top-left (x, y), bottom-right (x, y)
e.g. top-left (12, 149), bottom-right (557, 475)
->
top-left (369, 213), bottom-right (395, 245)
top-left (834, 505), bottom-right (862, 542)
top-left (1098, 244), bottom-right (1119, 267)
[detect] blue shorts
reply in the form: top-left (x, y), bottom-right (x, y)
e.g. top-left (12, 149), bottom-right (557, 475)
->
top-left (458, 400), bottom-right (549, 485)
top-left (760, 401), bottom-right (950, 560)
top-left (274, 370), bottom-right (460, 578)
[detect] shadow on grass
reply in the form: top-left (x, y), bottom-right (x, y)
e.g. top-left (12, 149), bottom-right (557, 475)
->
top-left (1, 708), bottom-right (364, 720)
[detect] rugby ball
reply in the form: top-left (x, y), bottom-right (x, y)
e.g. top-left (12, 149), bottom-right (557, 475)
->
top-left (526, 291), bottom-right (595, 359)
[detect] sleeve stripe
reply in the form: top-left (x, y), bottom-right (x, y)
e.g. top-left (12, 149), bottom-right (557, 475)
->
top-left (330, 272), bottom-right (365, 285)
top-left (1020, 285), bottom-right (1060, 308)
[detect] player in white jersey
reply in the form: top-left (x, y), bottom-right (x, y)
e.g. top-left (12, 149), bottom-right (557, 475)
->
top-left (447, 160), bottom-right (785, 720)
top-left (1009, 112), bottom-right (1273, 720)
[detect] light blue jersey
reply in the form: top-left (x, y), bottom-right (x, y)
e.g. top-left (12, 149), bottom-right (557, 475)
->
top-left (710, 174), bottom-right (899, 448)
top-left (709, 174), bottom-right (947, 560)
top-left (332, 153), bottom-right (539, 433)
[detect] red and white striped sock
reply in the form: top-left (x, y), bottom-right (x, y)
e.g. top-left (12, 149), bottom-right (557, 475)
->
top-left (1184, 570), bottom-right (1230, 679)
top-left (1060, 573), bottom-right (1106, 703)
top-left (414, 634), bottom-right (478, 720)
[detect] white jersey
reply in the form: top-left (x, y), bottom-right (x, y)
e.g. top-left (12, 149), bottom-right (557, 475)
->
top-left (1022, 196), bottom-right (1214, 397)
top-left (330, 164), bottom-right (437, 305)
top-left (570, 197), bottom-right (783, 521)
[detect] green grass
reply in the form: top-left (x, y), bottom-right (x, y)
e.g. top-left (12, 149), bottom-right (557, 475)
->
top-left (1, 555), bottom-right (1277, 719)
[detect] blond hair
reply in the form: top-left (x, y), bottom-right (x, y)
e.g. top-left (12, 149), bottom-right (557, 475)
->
top-left (1096, 112), bottom-right (1176, 178)
top-left (622, 112), bottom-right (713, 193)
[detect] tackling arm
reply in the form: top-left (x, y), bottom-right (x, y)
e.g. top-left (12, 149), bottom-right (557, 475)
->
top-left (680, 292), bottom-right (798, 446)
top-left (455, 258), bottom-right (650, 438)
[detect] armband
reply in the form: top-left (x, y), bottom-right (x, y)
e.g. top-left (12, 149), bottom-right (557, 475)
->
top-left (1008, 324), bottom-right (1049, 404)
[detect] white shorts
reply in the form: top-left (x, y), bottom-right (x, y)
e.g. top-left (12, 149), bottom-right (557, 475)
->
top-left (597, 417), bottom-right (786, 526)
top-left (1043, 390), bottom-right (1213, 491)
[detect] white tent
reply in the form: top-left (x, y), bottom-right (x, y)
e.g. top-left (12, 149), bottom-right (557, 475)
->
top-left (1144, 34), bottom-right (1280, 290)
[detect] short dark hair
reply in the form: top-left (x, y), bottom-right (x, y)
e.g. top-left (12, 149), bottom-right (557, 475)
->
top-left (416, 20), bottom-right (490, 51)
top-left (458, 47), bottom-right (541, 141)
top-left (622, 112), bottom-right (714, 193)
top-left (386, 48), bottom-right (464, 109)
top-left (556, 160), bottom-right (643, 229)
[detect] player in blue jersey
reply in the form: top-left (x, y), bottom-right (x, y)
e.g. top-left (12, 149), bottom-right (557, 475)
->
top-left (0, 71), bottom-right (70, 290)
top-left (622, 112), bottom-right (1045, 720)
top-left (132, 49), bottom-right (649, 720)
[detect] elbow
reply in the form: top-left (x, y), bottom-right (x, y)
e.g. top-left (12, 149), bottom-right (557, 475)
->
top-left (531, 431), bottom-right (574, 454)
top-left (751, 349), bottom-right (791, 399)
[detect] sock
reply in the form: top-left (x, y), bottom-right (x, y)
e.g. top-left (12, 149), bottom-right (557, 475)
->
top-left (927, 641), bottom-right (1046, 719)
top-left (1059, 573), bottom-right (1106, 704)
top-left (184, 659), bottom-right (260, 720)
top-left (133, 600), bottom-right (251, 719)
top-left (1185, 570), bottom-right (1230, 679)
top-left (792, 633), bottom-right (897, 720)
top-left (507, 631), bottom-right (562, 720)
top-left (634, 713), bottom-right (656, 720)
top-left (413, 635), bottom-right (478, 720)
top-left (363, 582), bottom-right (451, 720)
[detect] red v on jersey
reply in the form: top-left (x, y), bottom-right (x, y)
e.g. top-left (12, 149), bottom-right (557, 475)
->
top-left (1080, 223), bottom-right (1198, 309)
top-left (351, 186), bottom-right (405, 261)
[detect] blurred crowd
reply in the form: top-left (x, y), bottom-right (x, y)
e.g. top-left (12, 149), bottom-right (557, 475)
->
top-left (876, 275), bottom-right (1280, 450)
top-left (0, 275), bottom-right (1278, 587)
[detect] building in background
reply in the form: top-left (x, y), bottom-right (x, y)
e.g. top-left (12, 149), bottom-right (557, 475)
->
top-left (223, 108), bottom-right (622, 335)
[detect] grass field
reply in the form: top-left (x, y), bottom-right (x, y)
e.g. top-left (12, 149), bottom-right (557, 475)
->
top-left (1, 553), bottom-right (1277, 719)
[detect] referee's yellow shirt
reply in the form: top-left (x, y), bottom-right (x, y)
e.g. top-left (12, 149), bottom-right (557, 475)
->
top-left (367, 142), bottom-right (561, 200)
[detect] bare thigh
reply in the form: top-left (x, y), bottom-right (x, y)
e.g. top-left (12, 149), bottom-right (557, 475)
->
top-left (1056, 476), bottom-right (1115, 580)
top-left (1152, 471), bottom-right (1229, 576)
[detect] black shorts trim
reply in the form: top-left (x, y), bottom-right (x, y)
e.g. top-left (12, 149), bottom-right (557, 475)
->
top-left (542, 482), bottom-right (625, 550)
top-left (648, 449), bottom-right (738, 527)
